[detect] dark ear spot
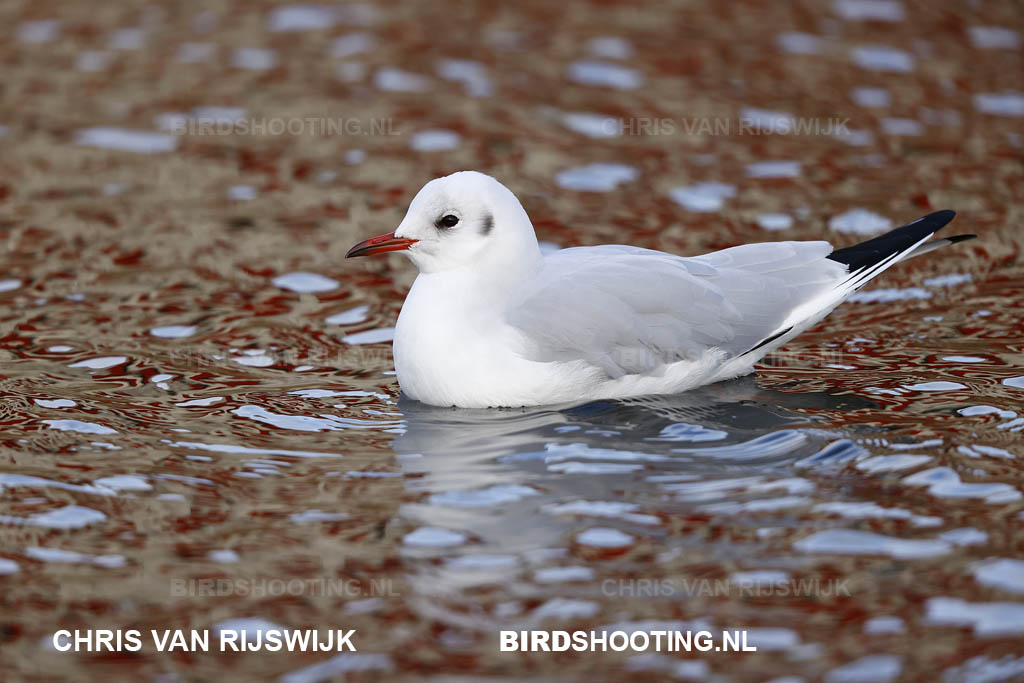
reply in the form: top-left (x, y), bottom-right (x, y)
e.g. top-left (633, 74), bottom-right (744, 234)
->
top-left (481, 212), bottom-right (493, 236)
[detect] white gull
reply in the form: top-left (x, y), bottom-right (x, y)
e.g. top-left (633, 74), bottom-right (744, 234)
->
top-left (347, 171), bottom-right (972, 408)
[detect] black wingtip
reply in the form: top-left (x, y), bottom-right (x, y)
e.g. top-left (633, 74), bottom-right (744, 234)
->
top-left (925, 209), bottom-right (957, 226)
top-left (826, 209), bottom-right (961, 271)
top-left (946, 234), bottom-right (976, 244)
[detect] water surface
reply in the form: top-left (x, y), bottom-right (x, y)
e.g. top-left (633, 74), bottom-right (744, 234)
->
top-left (2, 0), bottom-right (1023, 679)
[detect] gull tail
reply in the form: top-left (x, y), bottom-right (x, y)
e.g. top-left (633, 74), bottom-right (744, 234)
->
top-left (742, 210), bottom-right (974, 356)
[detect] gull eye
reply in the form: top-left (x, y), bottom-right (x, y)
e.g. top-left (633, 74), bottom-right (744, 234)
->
top-left (437, 214), bottom-right (459, 229)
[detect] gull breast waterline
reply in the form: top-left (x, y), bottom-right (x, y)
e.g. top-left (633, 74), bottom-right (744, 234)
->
top-left (346, 171), bottom-right (974, 408)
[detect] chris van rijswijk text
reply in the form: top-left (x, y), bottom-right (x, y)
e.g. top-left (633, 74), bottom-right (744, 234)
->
top-left (52, 629), bottom-right (358, 652)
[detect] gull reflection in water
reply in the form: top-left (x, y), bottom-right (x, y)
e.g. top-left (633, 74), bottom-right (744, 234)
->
top-left (392, 377), bottom-right (874, 552)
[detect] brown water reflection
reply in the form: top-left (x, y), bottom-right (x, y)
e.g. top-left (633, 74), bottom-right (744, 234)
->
top-left (2, 0), bottom-right (1023, 680)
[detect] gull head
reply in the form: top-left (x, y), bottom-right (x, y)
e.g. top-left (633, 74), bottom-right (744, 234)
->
top-left (346, 171), bottom-right (540, 274)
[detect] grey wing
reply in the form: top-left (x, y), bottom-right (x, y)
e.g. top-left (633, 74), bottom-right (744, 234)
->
top-left (506, 242), bottom-right (848, 377)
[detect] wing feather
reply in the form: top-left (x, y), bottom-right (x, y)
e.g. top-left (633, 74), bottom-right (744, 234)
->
top-left (507, 243), bottom-right (847, 376)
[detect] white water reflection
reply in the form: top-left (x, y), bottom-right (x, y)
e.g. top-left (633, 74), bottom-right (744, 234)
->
top-left (384, 375), bottom-right (1024, 653)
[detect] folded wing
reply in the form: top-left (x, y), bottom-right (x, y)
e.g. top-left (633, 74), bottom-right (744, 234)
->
top-left (507, 242), bottom-right (848, 377)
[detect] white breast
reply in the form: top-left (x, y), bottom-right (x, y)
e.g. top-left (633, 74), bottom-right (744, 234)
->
top-left (393, 272), bottom-right (600, 408)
